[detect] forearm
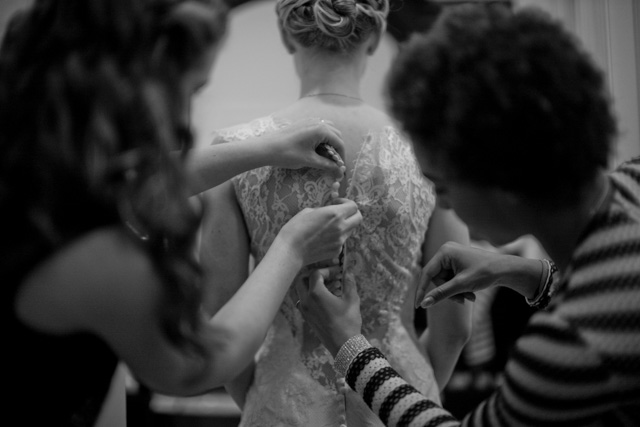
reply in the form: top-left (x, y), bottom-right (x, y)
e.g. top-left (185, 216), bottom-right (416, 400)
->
top-left (495, 255), bottom-right (544, 299)
top-left (421, 326), bottom-right (468, 391)
top-left (421, 277), bottom-right (472, 390)
top-left (184, 139), bottom-right (273, 195)
top-left (224, 361), bottom-right (254, 409)
top-left (206, 236), bottom-right (303, 381)
top-left (337, 336), bottom-right (460, 427)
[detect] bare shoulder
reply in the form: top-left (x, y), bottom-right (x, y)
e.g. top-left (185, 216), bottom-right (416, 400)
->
top-left (15, 226), bottom-right (161, 335)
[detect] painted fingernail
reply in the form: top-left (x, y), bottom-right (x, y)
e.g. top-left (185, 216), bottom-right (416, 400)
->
top-left (420, 297), bottom-right (434, 308)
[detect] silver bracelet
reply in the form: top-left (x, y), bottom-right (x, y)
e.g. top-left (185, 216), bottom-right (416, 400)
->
top-left (334, 334), bottom-right (371, 377)
top-left (525, 259), bottom-right (557, 310)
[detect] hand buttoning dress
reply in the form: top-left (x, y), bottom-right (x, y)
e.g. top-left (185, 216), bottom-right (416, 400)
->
top-left (216, 116), bottom-right (440, 427)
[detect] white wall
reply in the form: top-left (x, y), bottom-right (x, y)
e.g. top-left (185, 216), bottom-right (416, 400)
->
top-left (195, 0), bottom-right (639, 163)
top-left (191, 0), bottom-right (397, 146)
top-left (515, 0), bottom-right (640, 166)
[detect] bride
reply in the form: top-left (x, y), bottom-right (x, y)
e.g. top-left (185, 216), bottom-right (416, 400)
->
top-left (200, 0), bottom-right (472, 425)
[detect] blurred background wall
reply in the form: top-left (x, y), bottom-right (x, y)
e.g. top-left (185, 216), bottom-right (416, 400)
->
top-left (189, 0), bottom-right (397, 145)
top-left (3, 0), bottom-right (636, 162)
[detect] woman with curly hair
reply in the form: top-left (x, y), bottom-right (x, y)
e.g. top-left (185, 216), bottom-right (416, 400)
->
top-left (2, 0), bottom-right (360, 425)
top-left (199, 0), bottom-right (471, 425)
top-left (298, 4), bottom-right (640, 426)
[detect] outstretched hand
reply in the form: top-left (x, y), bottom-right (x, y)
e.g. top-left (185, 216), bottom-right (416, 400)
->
top-left (270, 117), bottom-right (346, 179)
top-left (416, 242), bottom-right (544, 308)
top-left (295, 268), bottom-right (362, 357)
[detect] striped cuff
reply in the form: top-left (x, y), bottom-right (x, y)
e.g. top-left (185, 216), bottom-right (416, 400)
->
top-left (344, 346), bottom-right (451, 427)
top-left (334, 334), bottom-right (372, 377)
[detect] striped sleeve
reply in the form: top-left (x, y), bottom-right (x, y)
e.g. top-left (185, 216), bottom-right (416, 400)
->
top-left (344, 158), bottom-right (640, 427)
top-left (345, 346), bottom-right (459, 427)
top-left (463, 158), bottom-right (640, 426)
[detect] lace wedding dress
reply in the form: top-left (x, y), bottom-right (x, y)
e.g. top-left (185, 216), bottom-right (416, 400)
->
top-left (218, 116), bottom-right (440, 427)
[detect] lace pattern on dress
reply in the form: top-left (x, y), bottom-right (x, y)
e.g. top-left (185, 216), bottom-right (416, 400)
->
top-left (216, 116), bottom-right (440, 426)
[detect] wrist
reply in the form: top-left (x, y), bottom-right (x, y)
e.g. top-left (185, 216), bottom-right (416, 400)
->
top-left (505, 256), bottom-right (546, 299)
top-left (251, 137), bottom-right (277, 169)
top-left (334, 334), bottom-right (371, 377)
top-left (270, 233), bottom-right (305, 272)
top-left (325, 327), bottom-right (361, 357)
top-left (525, 259), bottom-right (558, 310)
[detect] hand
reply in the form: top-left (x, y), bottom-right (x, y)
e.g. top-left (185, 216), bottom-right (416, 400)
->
top-left (416, 242), bottom-right (543, 308)
top-left (269, 118), bottom-right (346, 179)
top-left (278, 198), bottom-right (361, 267)
top-left (295, 268), bottom-right (362, 357)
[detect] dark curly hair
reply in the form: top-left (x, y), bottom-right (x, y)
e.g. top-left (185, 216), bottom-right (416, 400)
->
top-left (0, 0), bottom-right (226, 357)
top-left (386, 5), bottom-right (616, 205)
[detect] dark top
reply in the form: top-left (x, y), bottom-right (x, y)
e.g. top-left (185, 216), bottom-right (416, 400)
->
top-left (5, 204), bottom-right (120, 426)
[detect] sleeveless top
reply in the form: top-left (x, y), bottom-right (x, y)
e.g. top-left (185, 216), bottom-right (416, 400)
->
top-left (217, 116), bottom-right (441, 427)
top-left (5, 207), bottom-right (119, 427)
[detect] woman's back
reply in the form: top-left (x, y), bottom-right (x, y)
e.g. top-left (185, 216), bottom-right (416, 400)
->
top-left (212, 99), bottom-right (440, 426)
top-left (272, 96), bottom-right (434, 329)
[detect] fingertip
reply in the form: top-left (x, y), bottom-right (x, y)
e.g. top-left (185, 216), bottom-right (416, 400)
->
top-left (414, 289), bottom-right (425, 309)
top-left (419, 296), bottom-right (434, 308)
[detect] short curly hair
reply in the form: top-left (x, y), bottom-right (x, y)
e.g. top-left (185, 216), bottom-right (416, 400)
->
top-left (386, 5), bottom-right (616, 205)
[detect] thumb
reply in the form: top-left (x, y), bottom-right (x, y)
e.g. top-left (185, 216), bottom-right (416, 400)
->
top-left (415, 250), bottom-right (449, 307)
top-left (419, 274), bottom-right (466, 308)
top-left (307, 267), bottom-right (339, 297)
top-left (312, 155), bottom-right (342, 174)
top-left (294, 272), bottom-right (311, 302)
top-left (342, 272), bottom-right (359, 304)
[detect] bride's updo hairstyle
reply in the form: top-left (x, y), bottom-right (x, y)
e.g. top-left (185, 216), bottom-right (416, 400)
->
top-left (276, 0), bottom-right (389, 53)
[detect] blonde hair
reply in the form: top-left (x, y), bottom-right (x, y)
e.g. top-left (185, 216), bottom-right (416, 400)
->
top-left (276, 0), bottom-right (388, 53)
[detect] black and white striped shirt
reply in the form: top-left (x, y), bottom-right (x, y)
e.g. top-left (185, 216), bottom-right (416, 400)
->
top-left (343, 158), bottom-right (640, 427)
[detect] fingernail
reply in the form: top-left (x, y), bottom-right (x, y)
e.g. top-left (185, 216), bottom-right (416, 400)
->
top-left (420, 297), bottom-right (434, 308)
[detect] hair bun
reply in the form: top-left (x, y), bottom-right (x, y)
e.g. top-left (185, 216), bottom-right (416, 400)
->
top-left (333, 0), bottom-right (356, 17)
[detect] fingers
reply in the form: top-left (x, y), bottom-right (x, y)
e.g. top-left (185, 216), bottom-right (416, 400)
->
top-left (316, 119), bottom-right (345, 155)
top-left (419, 277), bottom-right (475, 308)
top-left (419, 281), bottom-right (449, 308)
top-left (415, 250), bottom-right (447, 308)
top-left (294, 273), bottom-right (310, 306)
top-left (331, 198), bottom-right (361, 221)
top-left (416, 245), bottom-right (476, 308)
top-left (307, 268), bottom-right (332, 295)
top-left (326, 199), bottom-right (362, 234)
top-left (314, 156), bottom-right (344, 175)
top-left (342, 272), bottom-right (359, 305)
top-left (297, 267), bottom-right (341, 310)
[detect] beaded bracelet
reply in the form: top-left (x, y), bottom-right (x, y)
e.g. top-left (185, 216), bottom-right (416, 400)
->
top-left (525, 259), bottom-right (558, 310)
top-left (334, 334), bottom-right (372, 378)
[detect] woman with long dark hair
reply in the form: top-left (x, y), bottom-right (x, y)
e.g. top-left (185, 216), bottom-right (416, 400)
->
top-left (2, 1), bottom-right (360, 425)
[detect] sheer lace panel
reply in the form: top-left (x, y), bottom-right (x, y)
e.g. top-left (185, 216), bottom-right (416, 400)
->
top-left (214, 116), bottom-right (440, 425)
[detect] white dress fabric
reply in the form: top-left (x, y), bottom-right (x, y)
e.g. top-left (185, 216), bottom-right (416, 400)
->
top-left (218, 116), bottom-right (440, 427)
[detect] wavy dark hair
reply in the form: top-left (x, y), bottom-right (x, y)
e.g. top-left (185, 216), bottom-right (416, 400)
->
top-left (0, 0), bottom-right (227, 356)
top-left (150, 0), bottom-right (228, 136)
top-left (386, 5), bottom-right (616, 205)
